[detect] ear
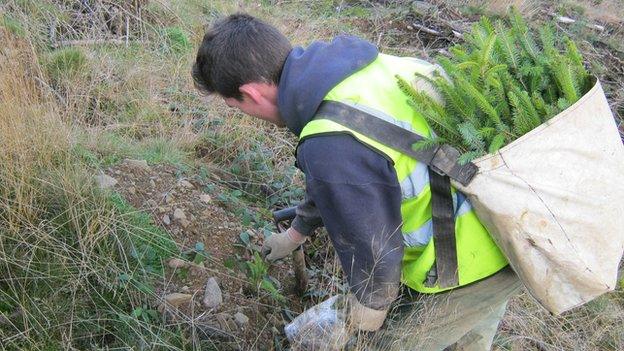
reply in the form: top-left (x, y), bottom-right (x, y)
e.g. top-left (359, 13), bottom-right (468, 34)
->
top-left (239, 83), bottom-right (263, 104)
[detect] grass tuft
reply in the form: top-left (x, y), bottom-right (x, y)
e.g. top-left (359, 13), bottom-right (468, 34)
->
top-left (45, 47), bottom-right (87, 83)
top-left (164, 26), bottom-right (192, 53)
top-left (0, 27), bottom-right (184, 350)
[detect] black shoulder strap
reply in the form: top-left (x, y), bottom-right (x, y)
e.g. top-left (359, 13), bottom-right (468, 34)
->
top-left (429, 168), bottom-right (459, 288)
top-left (315, 100), bottom-right (477, 186)
top-left (315, 100), bottom-right (462, 288)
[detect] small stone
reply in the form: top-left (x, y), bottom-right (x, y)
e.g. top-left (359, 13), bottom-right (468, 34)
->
top-left (233, 312), bottom-right (249, 327)
top-left (165, 293), bottom-right (192, 305)
top-left (168, 258), bottom-right (187, 269)
top-left (158, 207), bottom-right (166, 213)
top-left (165, 193), bottom-right (174, 204)
top-left (202, 277), bottom-right (223, 309)
top-left (181, 285), bottom-right (190, 293)
top-left (159, 293), bottom-right (192, 313)
top-left (179, 218), bottom-right (190, 228)
top-left (123, 158), bottom-right (150, 170)
top-left (173, 208), bottom-right (186, 221)
top-left (178, 179), bottom-right (194, 189)
top-left (162, 214), bottom-right (171, 225)
top-left (199, 194), bottom-right (211, 203)
top-left (127, 186), bottom-right (136, 195)
top-left (146, 199), bottom-right (157, 208)
top-left (96, 174), bottom-right (117, 189)
top-left (149, 179), bottom-right (156, 187)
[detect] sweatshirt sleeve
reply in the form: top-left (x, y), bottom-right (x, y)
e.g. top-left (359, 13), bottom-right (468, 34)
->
top-left (296, 134), bottom-right (404, 310)
top-left (291, 195), bottom-right (323, 236)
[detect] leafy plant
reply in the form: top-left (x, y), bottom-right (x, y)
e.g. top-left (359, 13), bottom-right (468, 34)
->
top-left (246, 251), bottom-right (269, 285)
top-left (132, 305), bottom-right (160, 324)
top-left (398, 8), bottom-right (591, 163)
top-left (245, 252), bottom-right (286, 304)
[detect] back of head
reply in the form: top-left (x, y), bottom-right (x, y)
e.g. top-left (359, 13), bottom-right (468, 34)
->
top-left (192, 13), bottom-right (292, 100)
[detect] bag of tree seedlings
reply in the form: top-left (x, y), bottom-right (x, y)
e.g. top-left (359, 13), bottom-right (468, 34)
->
top-left (399, 10), bottom-right (624, 314)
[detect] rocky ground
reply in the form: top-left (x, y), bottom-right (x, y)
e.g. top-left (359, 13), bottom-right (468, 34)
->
top-left (97, 159), bottom-right (307, 349)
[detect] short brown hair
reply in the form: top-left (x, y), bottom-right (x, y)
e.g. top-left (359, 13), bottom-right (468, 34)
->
top-left (192, 14), bottom-right (292, 100)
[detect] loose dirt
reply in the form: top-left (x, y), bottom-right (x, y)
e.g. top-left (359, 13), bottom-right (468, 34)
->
top-left (105, 160), bottom-right (305, 349)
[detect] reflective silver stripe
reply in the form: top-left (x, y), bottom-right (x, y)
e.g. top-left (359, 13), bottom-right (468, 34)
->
top-left (454, 191), bottom-right (473, 217)
top-left (400, 164), bottom-right (429, 199)
top-left (403, 219), bottom-right (432, 247)
top-left (340, 101), bottom-right (429, 200)
top-left (404, 191), bottom-right (474, 247)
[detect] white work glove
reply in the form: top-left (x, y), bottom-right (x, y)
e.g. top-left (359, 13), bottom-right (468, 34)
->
top-left (284, 295), bottom-right (389, 350)
top-left (349, 296), bottom-right (389, 332)
top-left (261, 228), bottom-right (306, 261)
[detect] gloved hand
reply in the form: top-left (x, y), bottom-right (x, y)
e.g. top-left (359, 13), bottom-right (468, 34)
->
top-left (284, 295), bottom-right (389, 350)
top-left (349, 296), bottom-right (388, 332)
top-left (261, 227), bottom-right (306, 261)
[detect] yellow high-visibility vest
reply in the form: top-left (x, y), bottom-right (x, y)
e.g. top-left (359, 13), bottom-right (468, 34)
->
top-left (299, 54), bottom-right (508, 293)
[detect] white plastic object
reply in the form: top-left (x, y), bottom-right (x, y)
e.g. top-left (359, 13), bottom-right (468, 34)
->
top-left (284, 296), bottom-right (351, 350)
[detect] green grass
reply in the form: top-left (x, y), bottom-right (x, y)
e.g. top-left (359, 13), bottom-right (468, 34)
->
top-left (45, 47), bottom-right (87, 83)
top-left (74, 132), bottom-right (191, 168)
top-left (1, 14), bottom-right (26, 37)
top-left (108, 192), bottom-right (178, 260)
top-left (164, 26), bottom-right (192, 53)
top-left (0, 166), bottom-right (181, 349)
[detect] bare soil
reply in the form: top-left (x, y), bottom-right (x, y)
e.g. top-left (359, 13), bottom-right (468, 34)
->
top-left (105, 161), bottom-right (305, 349)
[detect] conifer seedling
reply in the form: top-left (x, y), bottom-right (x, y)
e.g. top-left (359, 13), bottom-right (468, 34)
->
top-left (398, 8), bottom-right (591, 163)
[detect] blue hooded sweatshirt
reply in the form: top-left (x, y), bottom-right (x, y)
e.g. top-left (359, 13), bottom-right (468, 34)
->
top-left (277, 36), bottom-right (404, 310)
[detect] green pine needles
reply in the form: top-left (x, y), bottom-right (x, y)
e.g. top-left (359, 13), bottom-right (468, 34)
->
top-left (398, 8), bottom-right (591, 163)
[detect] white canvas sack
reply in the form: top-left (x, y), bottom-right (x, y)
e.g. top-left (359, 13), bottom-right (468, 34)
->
top-left (453, 79), bottom-right (624, 314)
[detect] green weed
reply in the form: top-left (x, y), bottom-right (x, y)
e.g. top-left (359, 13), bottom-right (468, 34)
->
top-left (198, 128), bottom-right (304, 207)
top-left (45, 47), bottom-right (87, 83)
top-left (1, 14), bottom-right (25, 37)
top-left (163, 26), bottom-right (192, 53)
top-left (245, 252), bottom-right (285, 304)
top-left (108, 192), bottom-right (178, 262)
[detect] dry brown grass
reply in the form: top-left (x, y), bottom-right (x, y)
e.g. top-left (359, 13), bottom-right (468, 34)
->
top-left (0, 28), bottom-right (183, 349)
top-left (439, 0), bottom-right (541, 16)
top-left (0, 28), bottom-right (71, 220)
top-left (570, 0), bottom-right (624, 25)
top-left (497, 291), bottom-right (624, 350)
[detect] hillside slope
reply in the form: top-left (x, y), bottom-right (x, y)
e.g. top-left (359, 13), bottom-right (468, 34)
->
top-left (1, 1), bottom-right (622, 350)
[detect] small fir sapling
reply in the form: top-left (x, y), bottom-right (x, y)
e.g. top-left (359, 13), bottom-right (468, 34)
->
top-left (397, 8), bottom-right (591, 163)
